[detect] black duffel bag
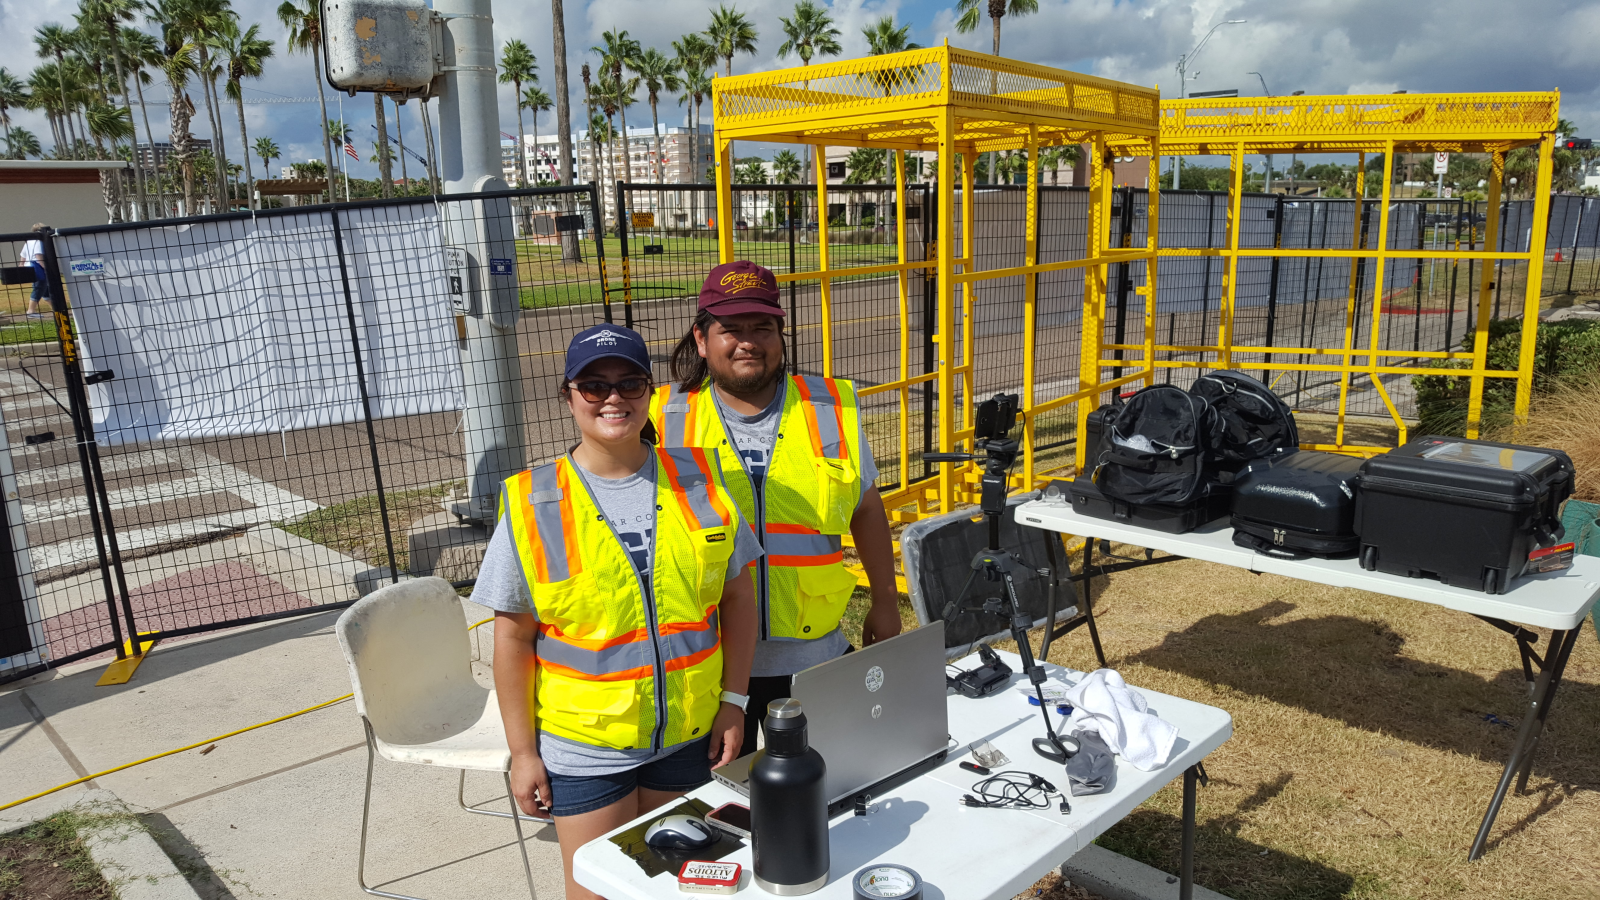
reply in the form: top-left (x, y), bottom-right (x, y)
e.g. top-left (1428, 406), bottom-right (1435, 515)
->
top-left (1189, 369), bottom-right (1298, 471)
top-left (1091, 384), bottom-right (1221, 506)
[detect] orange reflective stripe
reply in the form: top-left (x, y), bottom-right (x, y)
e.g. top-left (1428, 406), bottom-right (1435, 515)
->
top-left (537, 622), bottom-right (651, 650)
top-left (658, 447), bottom-right (702, 527)
top-left (663, 643), bottom-right (720, 674)
top-left (659, 605), bottom-right (718, 636)
top-left (767, 522), bottom-right (820, 535)
top-left (691, 447), bottom-right (735, 526)
top-left (555, 462), bottom-right (583, 577)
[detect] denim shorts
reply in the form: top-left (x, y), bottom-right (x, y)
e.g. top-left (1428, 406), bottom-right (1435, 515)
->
top-left (546, 736), bottom-right (713, 818)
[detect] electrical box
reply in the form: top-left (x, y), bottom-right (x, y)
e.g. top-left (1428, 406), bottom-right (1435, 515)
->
top-left (442, 176), bottom-right (521, 328)
top-left (322, 0), bottom-right (439, 94)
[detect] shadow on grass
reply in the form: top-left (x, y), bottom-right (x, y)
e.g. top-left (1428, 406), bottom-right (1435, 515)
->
top-left (1095, 800), bottom-right (1377, 900)
top-left (1124, 601), bottom-right (1600, 791)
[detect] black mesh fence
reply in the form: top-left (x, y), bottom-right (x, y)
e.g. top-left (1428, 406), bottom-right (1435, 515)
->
top-left (3, 181), bottom-right (1589, 684)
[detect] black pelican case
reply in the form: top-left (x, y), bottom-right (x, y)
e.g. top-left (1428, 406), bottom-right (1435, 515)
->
top-left (1354, 436), bottom-right (1575, 594)
top-left (1229, 450), bottom-right (1363, 558)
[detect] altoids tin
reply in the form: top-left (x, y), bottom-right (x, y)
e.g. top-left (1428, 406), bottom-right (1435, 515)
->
top-left (678, 860), bottom-right (740, 895)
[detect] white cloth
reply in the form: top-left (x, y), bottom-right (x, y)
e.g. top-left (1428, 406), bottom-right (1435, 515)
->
top-left (1064, 668), bottom-right (1178, 772)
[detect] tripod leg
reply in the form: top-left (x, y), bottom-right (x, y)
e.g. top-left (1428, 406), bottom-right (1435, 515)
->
top-left (1081, 539), bottom-right (1107, 668)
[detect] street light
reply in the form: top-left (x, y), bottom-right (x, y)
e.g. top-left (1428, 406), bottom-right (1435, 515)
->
top-left (1173, 19), bottom-right (1246, 189)
top-left (1249, 71), bottom-right (1273, 193)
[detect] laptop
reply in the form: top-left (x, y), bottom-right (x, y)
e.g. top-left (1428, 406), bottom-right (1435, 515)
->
top-left (713, 621), bottom-right (950, 816)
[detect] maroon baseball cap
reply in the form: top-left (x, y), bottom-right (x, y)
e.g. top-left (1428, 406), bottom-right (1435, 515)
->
top-left (699, 260), bottom-right (786, 317)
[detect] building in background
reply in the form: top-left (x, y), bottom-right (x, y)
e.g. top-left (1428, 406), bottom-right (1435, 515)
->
top-left (0, 160), bottom-right (132, 232)
top-left (500, 124), bottom-right (712, 223)
top-left (134, 140), bottom-right (214, 173)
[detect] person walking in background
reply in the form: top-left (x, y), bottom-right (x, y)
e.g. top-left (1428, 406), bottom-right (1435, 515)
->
top-left (478, 324), bottom-right (761, 900)
top-left (19, 224), bottom-right (51, 319)
top-left (652, 260), bottom-right (902, 758)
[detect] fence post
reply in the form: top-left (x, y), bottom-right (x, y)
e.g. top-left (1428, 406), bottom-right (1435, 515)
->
top-left (328, 208), bottom-right (400, 585)
top-left (38, 228), bottom-right (133, 659)
top-left (922, 186), bottom-right (937, 485)
top-left (615, 181), bottom-right (634, 328)
top-left (588, 183), bottom-right (613, 324)
top-left (1112, 186), bottom-right (1134, 380)
top-left (1264, 193), bottom-right (1285, 388)
top-left (787, 186), bottom-right (799, 367)
top-left (1565, 195), bottom-right (1583, 295)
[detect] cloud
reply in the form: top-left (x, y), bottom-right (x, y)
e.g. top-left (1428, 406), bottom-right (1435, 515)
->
top-left (2, 0), bottom-right (1595, 170)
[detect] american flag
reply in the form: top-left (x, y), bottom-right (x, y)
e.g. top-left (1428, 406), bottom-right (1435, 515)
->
top-left (344, 142), bottom-right (359, 160)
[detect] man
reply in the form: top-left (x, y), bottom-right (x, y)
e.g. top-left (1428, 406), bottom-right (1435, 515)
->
top-left (652, 260), bottom-right (902, 756)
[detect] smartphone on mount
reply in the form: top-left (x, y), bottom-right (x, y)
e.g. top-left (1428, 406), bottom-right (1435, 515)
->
top-left (705, 802), bottom-right (752, 839)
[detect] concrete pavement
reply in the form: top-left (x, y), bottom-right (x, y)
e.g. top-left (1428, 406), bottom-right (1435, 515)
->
top-left (1, 595), bottom-right (564, 900)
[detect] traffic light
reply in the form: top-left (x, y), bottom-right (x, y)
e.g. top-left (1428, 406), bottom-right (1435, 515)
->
top-left (1563, 137), bottom-right (1592, 150)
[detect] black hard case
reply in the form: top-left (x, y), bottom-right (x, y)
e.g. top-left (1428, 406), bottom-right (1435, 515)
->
top-left (1068, 478), bottom-right (1230, 534)
top-left (1230, 451), bottom-right (1362, 558)
top-left (1354, 436), bottom-right (1576, 594)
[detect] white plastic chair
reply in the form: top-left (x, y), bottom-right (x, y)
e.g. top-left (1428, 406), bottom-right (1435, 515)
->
top-left (336, 576), bottom-right (542, 900)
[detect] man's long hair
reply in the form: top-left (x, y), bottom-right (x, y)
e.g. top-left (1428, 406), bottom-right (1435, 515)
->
top-left (669, 310), bottom-right (786, 392)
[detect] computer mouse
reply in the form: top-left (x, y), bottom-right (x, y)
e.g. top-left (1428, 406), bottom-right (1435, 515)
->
top-left (644, 814), bottom-right (715, 850)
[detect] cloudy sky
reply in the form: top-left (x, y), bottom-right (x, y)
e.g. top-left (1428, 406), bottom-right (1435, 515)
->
top-left (2, 0), bottom-right (1595, 178)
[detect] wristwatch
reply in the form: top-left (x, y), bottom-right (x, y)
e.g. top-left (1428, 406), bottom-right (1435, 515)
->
top-left (720, 690), bottom-right (750, 712)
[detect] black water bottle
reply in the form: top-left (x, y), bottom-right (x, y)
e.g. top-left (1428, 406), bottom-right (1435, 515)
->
top-left (750, 698), bottom-right (829, 894)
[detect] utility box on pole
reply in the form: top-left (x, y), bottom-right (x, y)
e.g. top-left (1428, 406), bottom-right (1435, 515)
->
top-left (320, 0), bottom-right (526, 525)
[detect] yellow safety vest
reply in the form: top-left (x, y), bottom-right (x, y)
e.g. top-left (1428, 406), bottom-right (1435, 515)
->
top-left (500, 447), bottom-right (738, 751)
top-left (651, 375), bottom-right (863, 642)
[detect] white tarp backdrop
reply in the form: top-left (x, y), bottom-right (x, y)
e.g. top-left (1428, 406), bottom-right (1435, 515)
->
top-left (55, 205), bottom-right (465, 445)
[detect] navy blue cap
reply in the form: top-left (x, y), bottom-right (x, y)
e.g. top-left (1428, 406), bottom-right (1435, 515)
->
top-left (564, 325), bottom-right (652, 381)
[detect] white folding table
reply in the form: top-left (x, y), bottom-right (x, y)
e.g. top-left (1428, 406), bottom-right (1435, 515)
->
top-left (573, 651), bottom-right (1232, 900)
top-left (1013, 499), bottom-right (1600, 860)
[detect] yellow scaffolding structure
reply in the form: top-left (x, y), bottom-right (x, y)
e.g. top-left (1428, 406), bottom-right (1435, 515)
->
top-left (1110, 91), bottom-right (1560, 456)
top-left (711, 45), bottom-right (1163, 517)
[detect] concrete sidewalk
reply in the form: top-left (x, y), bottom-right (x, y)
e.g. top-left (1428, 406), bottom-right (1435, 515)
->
top-left (1, 597), bottom-right (564, 899)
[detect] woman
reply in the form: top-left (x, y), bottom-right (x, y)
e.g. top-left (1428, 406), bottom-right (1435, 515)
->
top-left (477, 324), bottom-right (760, 900)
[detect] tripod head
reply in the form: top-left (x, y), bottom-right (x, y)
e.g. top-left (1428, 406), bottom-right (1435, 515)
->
top-left (924, 393), bottom-right (1020, 549)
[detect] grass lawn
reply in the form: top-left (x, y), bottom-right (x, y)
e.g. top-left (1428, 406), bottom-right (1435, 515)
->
top-left (0, 319), bottom-right (57, 346)
top-left (276, 480), bottom-right (464, 573)
top-left (515, 234), bottom-right (905, 310)
top-left (0, 810), bottom-right (115, 900)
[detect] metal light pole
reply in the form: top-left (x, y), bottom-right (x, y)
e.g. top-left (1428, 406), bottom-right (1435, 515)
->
top-left (1172, 19), bottom-right (1246, 189)
top-left (436, 0), bottom-right (527, 523)
top-left (1250, 71), bottom-right (1272, 193)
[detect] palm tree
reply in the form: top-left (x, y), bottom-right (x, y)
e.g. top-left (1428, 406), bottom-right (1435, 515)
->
top-left (0, 69), bottom-right (27, 150)
top-left (705, 6), bottom-right (758, 77)
top-left (254, 135), bottom-right (279, 179)
top-left (120, 28), bottom-right (168, 215)
top-left (772, 149), bottom-right (802, 184)
top-left (85, 0), bottom-right (150, 214)
top-left (371, 94), bottom-right (392, 196)
top-left (631, 48), bottom-right (680, 183)
top-left (776, 1), bottom-right (839, 184)
top-left (213, 20), bottom-right (272, 209)
top-left (955, 0), bottom-right (1035, 180)
top-left (276, 0), bottom-right (334, 194)
top-left (954, 0), bottom-right (1038, 58)
top-left (154, 0), bottom-right (230, 208)
top-left (35, 24), bottom-right (79, 157)
top-left (498, 38), bottom-right (537, 186)
top-left (6, 128), bottom-right (42, 159)
top-left (27, 66), bottom-right (64, 157)
top-left (593, 70), bottom-right (637, 188)
top-left (520, 85), bottom-right (552, 184)
top-left (157, 40), bottom-right (199, 213)
top-left (1038, 145), bottom-right (1078, 185)
top-left (581, 63), bottom-right (597, 184)
top-left (676, 64), bottom-right (713, 184)
top-left (672, 34), bottom-right (713, 184)
top-left (548, 0), bottom-right (575, 185)
top-left (593, 30), bottom-right (640, 183)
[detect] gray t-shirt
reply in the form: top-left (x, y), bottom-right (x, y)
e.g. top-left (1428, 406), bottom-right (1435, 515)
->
top-left (474, 452), bottom-right (763, 776)
top-left (712, 381), bottom-right (879, 678)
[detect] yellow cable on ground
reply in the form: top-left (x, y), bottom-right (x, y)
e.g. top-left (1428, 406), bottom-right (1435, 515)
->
top-left (0, 694), bottom-right (354, 812)
top-left (1, 617), bottom-right (501, 813)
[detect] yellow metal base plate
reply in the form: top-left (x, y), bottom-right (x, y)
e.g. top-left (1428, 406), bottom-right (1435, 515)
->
top-left (96, 634), bottom-right (159, 686)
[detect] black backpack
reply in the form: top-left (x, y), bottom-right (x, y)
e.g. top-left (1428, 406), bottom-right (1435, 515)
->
top-left (1189, 370), bottom-right (1299, 470)
top-left (1091, 384), bottom-right (1221, 506)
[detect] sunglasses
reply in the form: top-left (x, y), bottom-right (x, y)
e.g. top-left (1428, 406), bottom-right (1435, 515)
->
top-left (569, 377), bottom-right (652, 403)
